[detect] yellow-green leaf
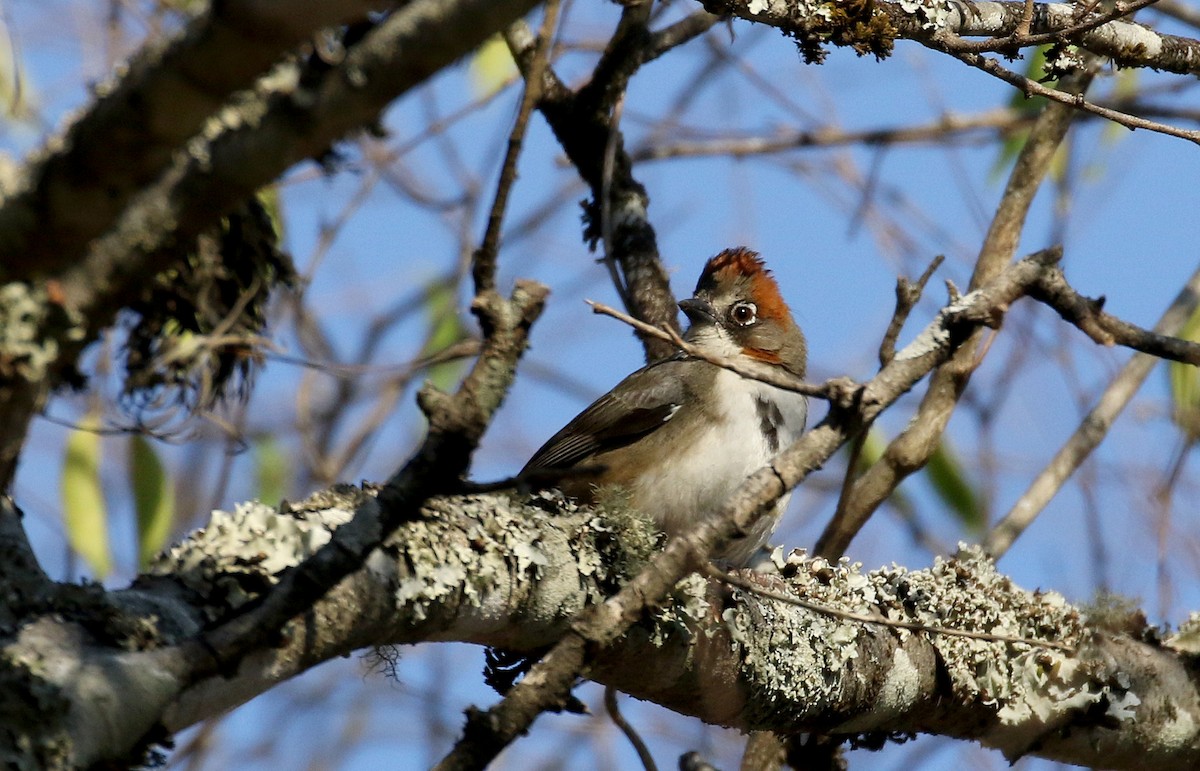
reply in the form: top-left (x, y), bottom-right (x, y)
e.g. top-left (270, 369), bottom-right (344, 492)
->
top-left (422, 279), bottom-right (467, 391)
top-left (992, 47), bottom-right (1054, 181)
top-left (925, 441), bottom-right (984, 532)
top-left (254, 436), bottom-right (288, 506)
top-left (256, 185), bottom-right (286, 245)
top-left (1169, 304), bottom-right (1200, 440)
top-left (469, 34), bottom-right (517, 99)
top-left (62, 411), bottom-right (112, 578)
top-left (0, 17), bottom-right (35, 122)
top-left (129, 434), bottom-right (174, 569)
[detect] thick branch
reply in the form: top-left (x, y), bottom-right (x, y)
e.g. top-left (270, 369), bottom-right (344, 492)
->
top-left (0, 0), bottom-right (541, 489)
top-left (7, 486), bottom-right (1198, 768)
top-left (0, 0), bottom-right (386, 277)
top-left (705, 0), bottom-right (1200, 76)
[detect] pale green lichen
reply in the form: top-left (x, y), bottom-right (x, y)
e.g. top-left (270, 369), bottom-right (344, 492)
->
top-left (0, 282), bottom-right (84, 381)
top-left (149, 487), bottom-right (358, 620)
top-left (728, 551), bottom-right (876, 728)
top-left (1167, 611), bottom-right (1200, 654)
top-left (726, 545), bottom-right (1111, 732)
top-left (389, 490), bottom-right (641, 628)
top-left (899, 0), bottom-right (953, 30)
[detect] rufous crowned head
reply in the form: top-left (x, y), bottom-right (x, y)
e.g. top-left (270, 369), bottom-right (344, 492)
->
top-left (680, 247), bottom-right (807, 378)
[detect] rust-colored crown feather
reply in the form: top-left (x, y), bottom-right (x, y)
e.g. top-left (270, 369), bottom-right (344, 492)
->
top-left (695, 247), bottom-right (791, 321)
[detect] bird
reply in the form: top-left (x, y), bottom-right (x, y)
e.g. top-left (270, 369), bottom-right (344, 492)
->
top-left (522, 247), bottom-right (808, 565)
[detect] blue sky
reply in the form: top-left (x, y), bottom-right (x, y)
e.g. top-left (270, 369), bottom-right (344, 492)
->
top-left (7, 1), bottom-right (1200, 768)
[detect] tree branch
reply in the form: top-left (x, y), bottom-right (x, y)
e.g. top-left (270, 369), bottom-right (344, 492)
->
top-left (10, 482), bottom-right (1198, 768)
top-left (815, 68), bottom-right (1091, 559)
top-left (506, 13), bottom-right (695, 362)
top-left (986, 262), bottom-right (1200, 556)
top-left (0, 0), bottom-right (542, 489)
top-left (0, 0), bottom-right (386, 277)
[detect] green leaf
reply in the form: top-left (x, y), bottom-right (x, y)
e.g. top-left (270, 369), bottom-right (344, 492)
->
top-left (62, 412), bottom-right (112, 578)
top-left (0, 17), bottom-right (36, 122)
top-left (991, 47), bottom-right (1055, 181)
top-left (256, 185), bottom-right (286, 246)
top-left (129, 434), bottom-right (174, 569)
top-left (925, 441), bottom-right (984, 532)
top-left (422, 279), bottom-right (468, 391)
top-left (1169, 304), bottom-right (1200, 440)
top-left (469, 34), bottom-right (517, 99)
top-left (254, 436), bottom-right (288, 506)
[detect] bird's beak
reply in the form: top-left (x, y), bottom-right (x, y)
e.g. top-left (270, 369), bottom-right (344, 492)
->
top-left (679, 297), bottom-right (717, 325)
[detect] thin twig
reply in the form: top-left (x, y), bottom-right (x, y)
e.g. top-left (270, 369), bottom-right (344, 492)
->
top-left (587, 300), bottom-right (837, 399)
top-left (605, 686), bottom-right (658, 771)
top-left (472, 0), bottom-right (562, 294)
top-left (828, 256), bottom-right (944, 560)
top-left (879, 254), bottom-right (946, 368)
top-left (704, 565), bottom-right (1075, 652)
top-left (985, 262), bottom-right (1200, 557)
top-left (599, 91), bottom-right (634, 312)
top-left (946, 50), bottom-right (1200, 146)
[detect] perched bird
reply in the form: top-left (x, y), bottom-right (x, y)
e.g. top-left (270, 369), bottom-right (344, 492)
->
top-left (523, 247), bottom-right (808, 564)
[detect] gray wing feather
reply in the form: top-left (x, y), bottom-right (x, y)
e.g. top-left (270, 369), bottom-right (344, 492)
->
top-left (522, 359), bottom-right (688, 471)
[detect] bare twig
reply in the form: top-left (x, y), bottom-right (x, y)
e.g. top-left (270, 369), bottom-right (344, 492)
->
top-left (945, 50), bottom-right (1200, 146)
top-left (472, 0), bottom-right (562, 294)
top-left (986, 262), bottom-right (1200, 557)
top-left (826, 255), bottom-right (947, 567)
top-left (880, 254), bottom-right (946, 368)
top-left (634, 108), bottom-right (1033, 162)
top-left (605, 686), bottom-right (658, 771)
top-left (505, 13), bottom-right (682, 362)
top-left (586, 300), bottom-right (836, 399)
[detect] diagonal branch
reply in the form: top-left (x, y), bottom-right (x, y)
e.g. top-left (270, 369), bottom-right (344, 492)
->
top-left (506, 9), bottom-right (715, 362)
top-left (156, 279), bottom-right (547, 697)
top-left (0, 0), bottom-right (386, 277)
top-left (814, 67), bottom-right (1092, 559)
top-left (433, 248), bottom-right (1084, 769)
top-left (986, 262), bottom-right (1200, 556)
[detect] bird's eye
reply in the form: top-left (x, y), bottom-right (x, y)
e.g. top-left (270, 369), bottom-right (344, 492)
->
top-left (730, 301), bottom-right (757, 327)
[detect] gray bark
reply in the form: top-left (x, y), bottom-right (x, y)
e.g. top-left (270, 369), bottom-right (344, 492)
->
top-left (4, 485), bottom-right (1198, 769)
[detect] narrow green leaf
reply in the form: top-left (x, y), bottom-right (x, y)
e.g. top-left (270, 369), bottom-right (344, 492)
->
top-left (0, 17), bottom-right (36, 122)
top-left (925, 441), bottom-right (984, 532)
top-left (256, 185), bottom-right (285, 245)
top-left (129, 434), bottom-right (174, 569)
top-left (422, 279), bottom-right (467, 391)
top-left (254, 437), bottom-right (288, 506)
top-left (62, 412), bottom-right (112, 578)
top-left (991, 47), bottom-right (1053, 180)
top-left (1169, 304), bottom-right (1200, 440)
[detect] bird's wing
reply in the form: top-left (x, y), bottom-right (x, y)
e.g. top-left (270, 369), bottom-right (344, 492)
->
top-left (522, 358), bottom-right (689, 471)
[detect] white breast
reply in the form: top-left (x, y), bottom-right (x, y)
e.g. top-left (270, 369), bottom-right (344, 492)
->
top-left (630, 368), bottom-right (807, 562)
